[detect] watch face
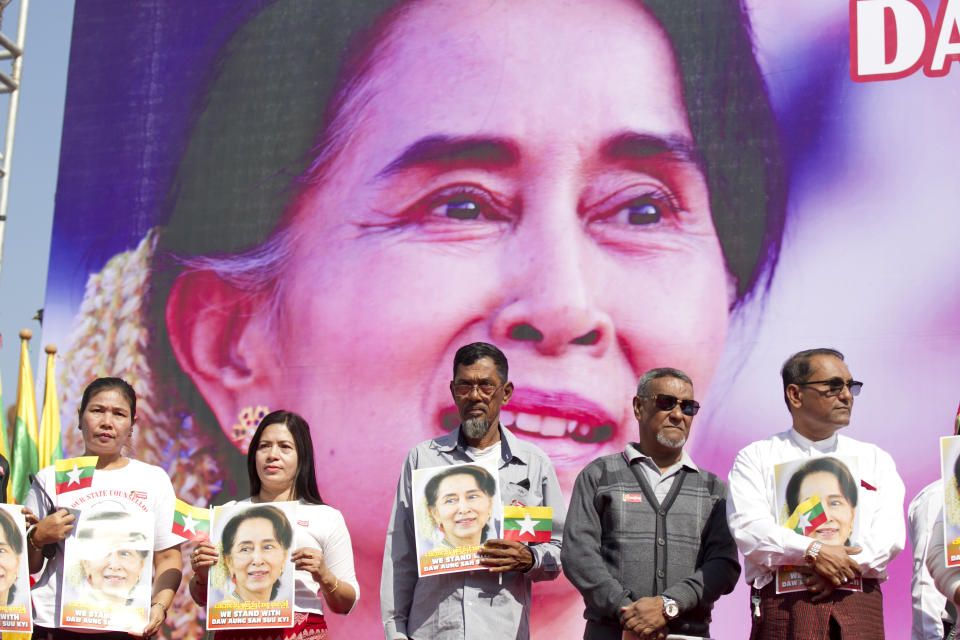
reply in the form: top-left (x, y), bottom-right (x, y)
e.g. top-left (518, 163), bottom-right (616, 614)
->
top-left (664, 601), bottom-right (679, 618)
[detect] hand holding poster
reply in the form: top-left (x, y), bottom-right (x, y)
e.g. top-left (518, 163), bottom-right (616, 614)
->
top-left (207, 502), bottom-right (296, 631)
top-left (0, 505), bottom-right (32, 633)
top-left (414, 461), bottom-right (502, 577)
top-left (773, 456), bottom-right (862, 594)
top-left (60, 508), bottom-right (154, 632)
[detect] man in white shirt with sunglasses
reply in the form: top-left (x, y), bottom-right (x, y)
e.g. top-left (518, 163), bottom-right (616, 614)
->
top-left (727, 348), bottom-right (904, 640)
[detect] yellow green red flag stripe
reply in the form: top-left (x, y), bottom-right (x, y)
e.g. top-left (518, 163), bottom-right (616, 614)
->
top-left (10, 331), bottom-right (39, 504)
top-left (784, 493), bottom-right (827, 535)
top-left (54, 456), bottom-right (98, 494)
top-left (173, 499), bottom-right (211, 541)
top-left (38, 347), bottom-right (63, 468)
top-left (503, 505), bottom-right (552, 543)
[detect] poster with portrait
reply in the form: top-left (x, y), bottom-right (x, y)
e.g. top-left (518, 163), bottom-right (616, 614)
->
top-left (773, 456), bottom-right (862, 594)
top-left (59, 507), bottom-right (154, 632)
top-left (0, 505), bottom-right (32, 633)
top-left (206, 502), bottom-right (296, 631)
top-left (413, 461), bottom-right (502, 577)
top-left (939, 436), bottom-right (960, 567)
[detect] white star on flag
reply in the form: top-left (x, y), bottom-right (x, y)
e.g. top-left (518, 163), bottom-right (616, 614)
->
top-left (66, 463), bottom-right (83, 487)
top-left (517, 512), bottom-right (540, 537)
top-left (180, 513), bottom-right (198, 535)
top-left (797, 511), bottom-right (811, 532)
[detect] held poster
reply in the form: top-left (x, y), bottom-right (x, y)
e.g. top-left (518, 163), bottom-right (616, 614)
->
top-left (59, 508), bottom-right (155, 632)
top-left (773, 456), bottom-right (862, 594)
top-left (413, 461), bottom-right (502, 577)
top-left (0, 505), bottom-right (32, 633)
top-left (206, 502), bottom-right (296, 631)
top-left (940, 436), bottom-right (960, 567)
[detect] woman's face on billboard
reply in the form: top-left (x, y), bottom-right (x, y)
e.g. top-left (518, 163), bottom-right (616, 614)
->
top-left (195, 0), bottom-right (728, 581)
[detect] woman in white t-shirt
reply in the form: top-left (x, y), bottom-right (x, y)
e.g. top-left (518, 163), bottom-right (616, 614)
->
top-left (24, 377), bottom-right (183, 639)
top-left (189, 410), bottom-right (358, 639)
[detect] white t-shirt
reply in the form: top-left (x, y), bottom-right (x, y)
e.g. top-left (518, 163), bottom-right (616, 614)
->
top-left (466, 442), bottom-right (501, 465)
top-left (24, 458), bottom-right (182, 629)
top-left (230, 499), bottom-right (359, 615)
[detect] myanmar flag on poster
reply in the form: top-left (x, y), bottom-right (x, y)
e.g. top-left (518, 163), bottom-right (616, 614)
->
top-left (54, 456), bottom-right (97, 494)
top-left (172, 499), bottom-right (211, 541)
top-left (503, 505), bottom-right (552, 543)
top-left (785, 493), bottom-right (827, 536)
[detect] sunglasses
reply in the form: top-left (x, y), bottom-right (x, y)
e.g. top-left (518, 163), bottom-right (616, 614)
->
top-left (799, 377), bottom-right (863, 397)
top-left (452, 382), bottom-right (504, 398)
top-left (638, 394), bottom-right (700, 416)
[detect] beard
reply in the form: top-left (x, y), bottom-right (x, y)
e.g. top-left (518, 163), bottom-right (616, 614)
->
top-left (656, 431), bottom-right (686, 449)
top-left (462, 416), bottom-right (491, 440)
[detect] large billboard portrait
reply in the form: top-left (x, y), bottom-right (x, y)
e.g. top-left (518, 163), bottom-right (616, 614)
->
top-left (42, 0), bottom-right (960, 636)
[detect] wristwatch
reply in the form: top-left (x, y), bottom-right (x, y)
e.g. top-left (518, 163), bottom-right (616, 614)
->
top-left (661, 596), bottom-right (679, 620)
top-left (804, 540), bottom-right (823, 566)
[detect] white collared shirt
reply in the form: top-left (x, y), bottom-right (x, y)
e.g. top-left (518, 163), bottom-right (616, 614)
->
top-left (726, 428), bottom-right (905, 588)
top-left (624, 442), bottom-right (699, 502)
top-left (909, 480), bottom-right (953, 640)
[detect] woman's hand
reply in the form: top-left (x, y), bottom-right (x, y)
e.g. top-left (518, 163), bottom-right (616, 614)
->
top-left (190, 540), bottom-right (219, 583)
top-left (20, 506), bottom-right (39, 528)
top-left (139, 602), bottom-right (167, 638)
top-left (291, 546), bottom-right (357, 614)
top-left (34, 508), bottom-right (75, 545)
top-left (291, 546), bottom-right (329, 584)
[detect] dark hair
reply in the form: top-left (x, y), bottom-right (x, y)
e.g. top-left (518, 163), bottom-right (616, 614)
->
top-left (0, 509), bottom-right (22, 605)
top-left (785, 457), bottom-right (858, 537)
top-left (424, 465), bottom-right (497, 508)
top-left (79, 377), bottom-right (137, 420)
top-left (155, 0), bottom-right (784, 297)
top-left (247, 410), bottom-right (324, 505)
top-left (780, 348), bottom-right (845, 406)
top-left (636, 367), bottom-right (693, 396)
top-left (953, 451), bottom-right (960, 490)
top-left (221, 504), bottom-right (294, 601)
top-left (452, 343), bottom-right (508, 384)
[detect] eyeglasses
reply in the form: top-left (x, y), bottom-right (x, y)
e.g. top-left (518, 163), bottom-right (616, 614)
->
top-left (638, 394), bottom-right (700, 416)
top-left (799, 378), bottom-right (863, 397)
top-left (452, 382), bottom-right (504, 398)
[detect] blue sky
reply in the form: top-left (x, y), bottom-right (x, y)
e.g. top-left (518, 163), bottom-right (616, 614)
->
top-left (0, 1), bottom-right (74, 419)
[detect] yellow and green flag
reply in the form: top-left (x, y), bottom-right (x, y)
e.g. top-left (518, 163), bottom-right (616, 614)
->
top-left (10, 331), bottom-right (39, 504)
top-left (0, 368), bottom-right (10, 504)
top-left (784, 493), bottom-right (827, 536)
top-left (503, 505), bottom-right (553, 543)
top-left (172, 499), bottom-right (211, 541)
top-left (39, 346), bottom-right (63, 468)
top-left (54, 456), bottom-right (97, 494)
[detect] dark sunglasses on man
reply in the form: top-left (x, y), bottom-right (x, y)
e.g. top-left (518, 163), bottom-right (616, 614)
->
top-left (799, 377), bottom-right (863, 397)
top-left (638, 393), bottom-right (700, 416)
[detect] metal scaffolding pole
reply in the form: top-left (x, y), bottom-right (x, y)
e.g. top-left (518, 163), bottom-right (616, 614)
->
top-left (0, 0), bottom-right (30, 280)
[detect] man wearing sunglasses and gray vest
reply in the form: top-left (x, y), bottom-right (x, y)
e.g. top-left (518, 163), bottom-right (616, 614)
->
top-left (563, 367), bottom-right (740, 639)
top-left (726, 348), bottom-right (905, 639)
